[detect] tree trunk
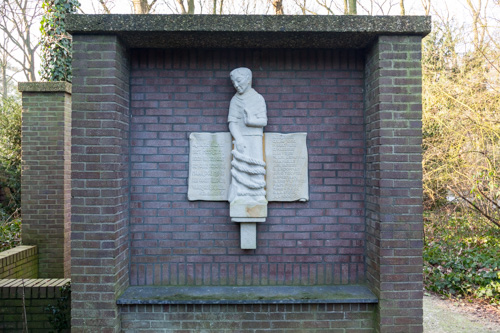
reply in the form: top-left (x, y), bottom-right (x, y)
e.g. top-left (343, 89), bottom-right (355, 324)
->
top-left (273, 0), bottom-right (284, 14)
top-left (348, 0), bottom-right (357, 14)
top-left (421, 0), bottom-right (431, 16)
top-left (132, 0), bottom-right (148, 14)
top-left (187, 0), bottom-right (195, 14)
top-left (1, 63), bottom-right (6, 98)
top-left (213, 0), bottom-right (217, 14)
top-left (176, 0), bottom-right (187, 13)
top-left (400, 0), bottom-right (405, 15)
top-left (27, 50), bottom-right (36, 82)
top-left (300, 0), bottom-right (306, 14)
top-left (468, 0), bottom-right (483, 52)
top-left (344, 0), bottom-right (348, 14)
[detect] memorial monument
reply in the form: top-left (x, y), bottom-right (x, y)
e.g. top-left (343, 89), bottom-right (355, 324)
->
top-left (188, 67), bottom-right (309, 249)
top-left (40, 14), bottom-right (431, 333)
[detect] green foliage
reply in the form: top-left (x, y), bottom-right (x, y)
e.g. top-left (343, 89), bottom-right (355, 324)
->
top-left (424, 211), bottom-right (500, 304)
top-left (39, 0), bottom-right (80, 82)
top-left (0, 98), bottom-right (21, 215)
top-left (0, 209), bottom-right (21, 252)
top-left (45, 282), bottom-right (71, 333)
top-left (422, 18), bottom-right (500, 227)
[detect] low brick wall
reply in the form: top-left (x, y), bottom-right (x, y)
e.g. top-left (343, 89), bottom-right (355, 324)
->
top-left (0, 246), bottom-right (38, 279)
top-left (0, 278), bottom-right (70, 333)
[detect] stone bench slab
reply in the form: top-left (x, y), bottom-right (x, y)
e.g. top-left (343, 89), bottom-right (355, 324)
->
top-left (117, 285), bottom-right (378, 305)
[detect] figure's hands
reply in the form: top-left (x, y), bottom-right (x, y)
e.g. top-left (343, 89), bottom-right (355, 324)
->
top-left (229, 122), bottom-right (245, 152)
top-left (244, 109), bottom-right (267, 127)
top-left (234, 141), bottom-right (246, 152)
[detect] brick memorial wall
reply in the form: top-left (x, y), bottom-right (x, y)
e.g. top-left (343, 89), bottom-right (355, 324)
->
top-left (128, 48), bottom-right (366, 286)
top-left (10, 14), bottom-right (432, 333)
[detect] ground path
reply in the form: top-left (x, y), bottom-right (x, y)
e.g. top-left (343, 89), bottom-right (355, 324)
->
top-left (424, 293), bottom-right (500, 332)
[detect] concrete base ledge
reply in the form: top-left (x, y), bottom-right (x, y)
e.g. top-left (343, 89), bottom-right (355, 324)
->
top-left (117, 285), bottom-right (378, 305)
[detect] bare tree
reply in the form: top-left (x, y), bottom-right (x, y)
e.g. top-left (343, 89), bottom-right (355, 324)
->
top-left (466, 0), bottom-right (488, 53)
top-left (0, 56), bottom-right (7, 98)
top-left (0, 29), bottom-right (18, 98)
top-left (272, 0), bottom-right (284, 14)
top-left (358, 0), bottom-right (399, 15)
top-left (132, 0), bottom-right (158, 13)
top-left (211, 0), bottom-right (225, 14)
top-left (400, 0), bottom-right (405, 15)
top-left (176, 0), bottom-right (195, 13)
top-left (357, 0), bottom-right (374, 14)
top-left (421, 0), bottom-right (431, 15)
top-left (292, 0), bottom-right (319, 14)
top-left (92, 0), bottom-right (159, 14)
top-left (316, 0), bottom-right (337, 15)
top-left (97, 0), bottom-right (112, 13)
top-left (0, 0), bottom-right (42, 82)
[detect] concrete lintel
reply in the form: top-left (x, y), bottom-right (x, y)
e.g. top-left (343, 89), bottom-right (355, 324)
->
top-left (67, 14), bottom-right (431, 49)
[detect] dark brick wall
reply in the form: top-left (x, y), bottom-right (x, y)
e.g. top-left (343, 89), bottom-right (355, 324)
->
top-left (20, 83), bottom-right (71, 279)
top-left (364, 36), bottom-right (424, 333)
top-left (120, 303), bottom-right (375, 332)
top-left (129, 48), bottom-right (366, 286)
top-left (71, 35), bottom-right (130, 333)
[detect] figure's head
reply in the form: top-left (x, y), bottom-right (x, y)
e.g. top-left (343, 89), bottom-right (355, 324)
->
top-left (230, 67), bottom-right (252, 95)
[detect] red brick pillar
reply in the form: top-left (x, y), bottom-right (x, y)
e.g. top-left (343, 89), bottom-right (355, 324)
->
top-left (365, 36), bottom-right (424, 333)
top-left (70, 35), bottom-right (130, 332)
top-left (19, 82), bottom-right (72, 279)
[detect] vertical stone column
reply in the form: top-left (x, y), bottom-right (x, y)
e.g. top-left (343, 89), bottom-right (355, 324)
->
top-left (71, 35), bottom-right (130, 332)
top-left (365, 36), bottom-right (424, 333)
top-left (19, 82), bottom-right (72, 278)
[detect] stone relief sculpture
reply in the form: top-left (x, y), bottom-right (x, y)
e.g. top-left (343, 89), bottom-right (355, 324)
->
top-left (188, 67), bottom-right (309, 249)
top-left (227, 68), bottom-right (268, 221)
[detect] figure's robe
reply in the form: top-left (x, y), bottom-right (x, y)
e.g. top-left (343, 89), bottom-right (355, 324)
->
top-left (227, 88), bottom-right (268, 202)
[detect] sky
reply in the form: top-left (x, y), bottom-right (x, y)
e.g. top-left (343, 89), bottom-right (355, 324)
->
top-left (4, 0), bottom-right (500, 85)
top-left (77, 0), bottom-right (498, 17)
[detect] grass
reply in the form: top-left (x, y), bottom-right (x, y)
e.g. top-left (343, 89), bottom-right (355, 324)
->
top-left (424, 208), bottom-right (500, 305)
top-left (0, 208), bottom-right (21, 252)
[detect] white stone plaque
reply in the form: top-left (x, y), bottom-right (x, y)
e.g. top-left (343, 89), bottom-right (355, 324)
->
top-left (188, 132), bottom-right (232, 201)
top-left (265, 133), bottom-right (309, 202)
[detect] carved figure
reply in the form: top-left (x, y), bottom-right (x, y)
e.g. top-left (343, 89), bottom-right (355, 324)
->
top-left (227, 68), bottom-right (268, 208)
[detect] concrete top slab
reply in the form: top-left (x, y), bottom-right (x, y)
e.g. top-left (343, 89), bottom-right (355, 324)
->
top-left (116, 285), bottom-right (378, 305)
top-left (18, 82), bottom-right (72, 94)
top-left (67, 14), bottom-right (431, 49)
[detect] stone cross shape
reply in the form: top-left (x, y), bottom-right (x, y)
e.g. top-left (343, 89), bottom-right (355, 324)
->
top-left (188, 68), bottom-right (309, 249)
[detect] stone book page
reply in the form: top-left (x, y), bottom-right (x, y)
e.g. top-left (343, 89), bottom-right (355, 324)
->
top-left (265, 133), bottom-right (309, 202)
top-left (188, 132), bottom-right (232, 201)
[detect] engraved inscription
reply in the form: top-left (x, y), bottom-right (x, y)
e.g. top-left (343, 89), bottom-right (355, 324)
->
top-left (188, 132), bottom-right (232, 201)
top-left (265, 133), bottom-right (309, 202)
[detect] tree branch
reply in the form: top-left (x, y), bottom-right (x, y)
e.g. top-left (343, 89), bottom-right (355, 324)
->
top-left (176, 0), bottom-right (187, 13)
top-left (97, 0), bottom-right (112, 13)
top-left (450, 188), bottom-right (500, 228)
